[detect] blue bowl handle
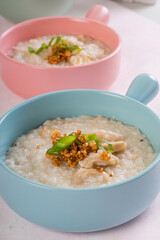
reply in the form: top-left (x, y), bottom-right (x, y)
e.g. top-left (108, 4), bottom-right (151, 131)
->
top-left (125, 73), bottom-right (159, 105)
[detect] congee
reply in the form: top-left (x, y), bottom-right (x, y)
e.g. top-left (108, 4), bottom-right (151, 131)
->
top-left (8, 35), bottom-right (112, 67)
top-left (5, 116), bottom-right (156, 188)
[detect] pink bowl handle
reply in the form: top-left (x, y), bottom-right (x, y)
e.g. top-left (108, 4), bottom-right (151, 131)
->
top-left (85, 5), bottom-right (110, 24)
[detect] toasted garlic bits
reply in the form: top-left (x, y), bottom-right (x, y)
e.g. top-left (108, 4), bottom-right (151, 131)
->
top-left (5, 116), bottom-right (156, 188)
top-left (8, 35), bottom-right (112, 67)
top-left (46, 129), bottom-right (99, 168)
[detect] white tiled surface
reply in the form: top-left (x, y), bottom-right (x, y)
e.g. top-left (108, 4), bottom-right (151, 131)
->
top-left (0, 0), bottom-right (160, 239)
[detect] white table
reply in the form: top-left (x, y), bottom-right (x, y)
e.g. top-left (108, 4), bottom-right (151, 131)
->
top-left (114, 0), bottom-right (160, 23)
top-left (0, 0), bottom-right (160, 239)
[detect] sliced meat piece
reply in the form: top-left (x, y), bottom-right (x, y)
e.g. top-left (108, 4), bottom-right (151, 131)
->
top-left (102, 141), bottom-right (127, 153)
top-left (86, 129), bottom-right (123, 142)
top-left (79, 151), bottom-right (119, 169)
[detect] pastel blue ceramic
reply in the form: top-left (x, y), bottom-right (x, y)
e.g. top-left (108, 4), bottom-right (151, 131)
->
top-left (0, 73), bottom-right (160, 232)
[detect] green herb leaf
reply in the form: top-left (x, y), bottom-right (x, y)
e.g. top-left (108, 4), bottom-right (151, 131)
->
top-left (55, 36), bottom-right (61, 45)
top-left (61, 44), bottom-right (68, 50)
top-left (95, 139), bottom-right (106, 152)
top-left (36, 45), bottom-right (45, 54)
top-left (73, 45), bottom-right (82, 52)
top-left (28, 36), bottom-right (82, 57)
top-left (28, 46), bottom-right (36, 54)
top-left (75, 139), bottom-right (82, 145)
top-left (95, 138), bottom-right (114, 153)
top-left (62, 39), bottom-right (68, 45)
top-left (68, 132), bottom-right (75, 136)
top-left (101, 139), bottom-right (114, 153)
top-left (87, 133), bottom-right (96, 142)
top-left (53, 49), bottom-right (59, 56)
top-left (48, 37), bottom-right (55, 47)
top-left (80, 134), bottom-right (88, 141)
top-left (28, 37), bottom-right (55, 55)
top-left (46, 136), bottom-right (76, 155)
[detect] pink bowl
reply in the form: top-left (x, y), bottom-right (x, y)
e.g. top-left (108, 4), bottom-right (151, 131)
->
top-left (0, 5), bottom-right (121, 98)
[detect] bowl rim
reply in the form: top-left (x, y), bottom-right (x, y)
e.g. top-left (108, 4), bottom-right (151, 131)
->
top-left (0, 89), bottom-right (160, 192)
top-left (0, 16), bottom-right (121, 70)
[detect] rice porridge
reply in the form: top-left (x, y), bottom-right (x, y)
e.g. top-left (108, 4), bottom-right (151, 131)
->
top-left (5, 116), bottom-right (156, 188)
top-left (8, 35), bottom-right (112, 67)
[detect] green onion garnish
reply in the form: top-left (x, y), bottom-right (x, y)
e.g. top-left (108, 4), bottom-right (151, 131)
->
top-left (55, 36), bottom-right (61, 45)
top-left (46, 131), bottom-right (113, 156)
top-left (28, 37), bottom-right (55, 55)
top-left (28, 36), bottom-right (82, 56)
top-left (87, 133), bottom-right (96, 142)
top-left (28, 46), bottom-right (36, 54)
top-left (101, 139), bottom-right (114, 153)
top-left (47, 136), bottom-right (76, 156)
top-left (95, 139), bottom-right (114, 153)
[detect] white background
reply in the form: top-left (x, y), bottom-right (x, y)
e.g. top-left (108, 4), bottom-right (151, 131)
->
top-left (0, 0), bottom-right (160, 239)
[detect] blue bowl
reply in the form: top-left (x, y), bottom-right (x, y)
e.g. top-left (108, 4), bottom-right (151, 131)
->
top-left (0, 73), bottom-right (160, 232)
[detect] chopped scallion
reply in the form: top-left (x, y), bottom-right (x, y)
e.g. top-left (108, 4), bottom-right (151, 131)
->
top-left (47, 136), bottom-right (76, 155)
top-left (95, 138), bottom-right (114, 153)
top-left (28, 36), bottom-right (82, 56)
top-left (87, 133), bottom-right (96, 142)
top-left (46, 131), bottom-right (114, 156)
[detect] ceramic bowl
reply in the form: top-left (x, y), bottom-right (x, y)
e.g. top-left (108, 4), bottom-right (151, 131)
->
top-left (0, 5), bottom-right (121, 98)
top-left (0, 0), bottom-right (75, 23)
top-left (0, 73), bottom-right (159, 232)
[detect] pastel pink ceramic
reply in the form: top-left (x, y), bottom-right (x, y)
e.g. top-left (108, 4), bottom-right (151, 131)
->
top-left (0, 5), bottom-right (121, 98)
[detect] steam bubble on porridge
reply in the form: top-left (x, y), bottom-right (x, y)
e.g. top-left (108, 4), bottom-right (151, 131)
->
top-left (5, 116), bottom-right (156, 188)
top-left (8, 35), bottom-right (112, 67)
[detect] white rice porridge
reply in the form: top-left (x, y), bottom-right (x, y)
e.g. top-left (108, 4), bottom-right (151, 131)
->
top-left (5, 116), bottom-right (156, 188)
top-left (8, 34), bottom-right (112, 67)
